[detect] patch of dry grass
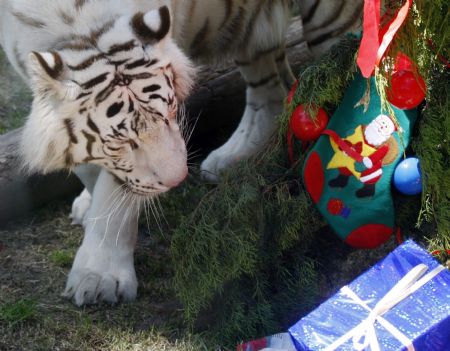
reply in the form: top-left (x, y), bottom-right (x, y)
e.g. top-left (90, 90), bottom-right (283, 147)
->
top-left (0, 201), bottom-right (215, 351)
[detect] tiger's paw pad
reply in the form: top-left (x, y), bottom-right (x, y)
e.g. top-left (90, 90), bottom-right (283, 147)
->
top-left (62, 247), bottom-right (137, 306)
top-left (200, 96), bottom-right (283, 181)
top-left (69, 189), bottom-right (92, 226)
top-left (200, 121), bottom-right (274, 181)
top-left (200, 148), bottom-right (245, 182)
top-left (63, 269), bottom-right (137, 306)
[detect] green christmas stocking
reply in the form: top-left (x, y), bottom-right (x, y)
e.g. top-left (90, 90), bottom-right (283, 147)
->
top-left (302, 73), bottom-right (417, 248)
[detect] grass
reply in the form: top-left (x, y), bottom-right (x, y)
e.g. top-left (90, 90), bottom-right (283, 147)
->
top-left (48, 249), bottom-right (75, 267)
top-left (0, 299), bottom-right (37, 326)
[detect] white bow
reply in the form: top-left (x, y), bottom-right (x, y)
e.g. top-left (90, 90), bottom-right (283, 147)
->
top-left (324, 263), bottom-right (445, 351)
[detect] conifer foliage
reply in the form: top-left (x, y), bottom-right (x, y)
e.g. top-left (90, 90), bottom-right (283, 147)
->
top-left (171, 37), bottom-right (360, 345)
top-left (171, 1), bottom-right (449, 346)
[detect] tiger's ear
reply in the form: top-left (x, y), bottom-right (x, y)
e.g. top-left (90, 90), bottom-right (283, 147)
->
top-left (131, 6), bottom-right (172, 45)
top-left (130, 6), bottom-right (196, 100)
top-left (28, 51), bottom-right (81, 100)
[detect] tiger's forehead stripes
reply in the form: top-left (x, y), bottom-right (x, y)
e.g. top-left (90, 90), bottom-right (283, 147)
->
top-left (80, 72), bottom-right (110, 90)
top-left (107, 40), bottom-right (137, 56)
top-left (125, 58), bottom-right (155, 70)
top-left (67, 53), bottom-right (106, 71)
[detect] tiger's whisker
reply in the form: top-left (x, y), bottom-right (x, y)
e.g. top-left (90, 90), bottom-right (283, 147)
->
top-left (155, 196), bottom-right (169, 227)
top-left (143, 198), bottom-right (152, 235)
top-left (99, 186), bottom-right (129, 247)
top-left (115, 191), bottom-right (134, 246)
top-left (86, 183), bottom-right (127, 222)
top-left (88, 184), bottom-right (126, 235)
top-left (147, 197), bottom-right (164, 235)
top-left (184, 112), bottom-right (201, 144)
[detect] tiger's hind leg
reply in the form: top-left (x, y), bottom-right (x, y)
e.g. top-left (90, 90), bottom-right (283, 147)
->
top-left (200, 48), bottom-right (295, 181)
top-left (70, 165), bottom-right (101, 226)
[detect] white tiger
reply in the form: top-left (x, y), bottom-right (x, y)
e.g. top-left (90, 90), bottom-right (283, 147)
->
top-left (0, 0), bottom-right (362, 306)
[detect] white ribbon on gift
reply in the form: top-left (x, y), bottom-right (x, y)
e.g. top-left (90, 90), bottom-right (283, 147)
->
top-left (323, 263), bottom-right (445, 351)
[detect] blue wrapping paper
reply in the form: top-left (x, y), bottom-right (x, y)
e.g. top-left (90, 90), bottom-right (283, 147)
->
top-left (289, 240), bottom-right (450, 350)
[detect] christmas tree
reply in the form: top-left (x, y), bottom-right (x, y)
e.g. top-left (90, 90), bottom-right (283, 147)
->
top-left (170, 0), bottom-right (449, 347)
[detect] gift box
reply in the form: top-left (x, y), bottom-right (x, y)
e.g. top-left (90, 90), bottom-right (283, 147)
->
top-left (237, 333), bottom-right (297, 351)
top-left (289, 240), bottom-right (450, 350)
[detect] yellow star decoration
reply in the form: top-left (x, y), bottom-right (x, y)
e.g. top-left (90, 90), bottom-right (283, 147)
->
top-left (327, 125), bottom-right (376, 180)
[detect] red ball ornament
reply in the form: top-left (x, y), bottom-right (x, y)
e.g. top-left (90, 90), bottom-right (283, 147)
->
top-left (387, 70), bottom-right (426, 110)
top-left (386, 54), bottom-right (426, 110)
top-left (289, 105), bottom-right (329, 142)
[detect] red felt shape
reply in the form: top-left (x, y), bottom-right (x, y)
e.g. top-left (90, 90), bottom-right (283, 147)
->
top-left (304, 151), bottom-right (324, 204)
top-left (327, 198), bottom-right (344, 216)
top-left (345, 224), bottom-right (393, 249)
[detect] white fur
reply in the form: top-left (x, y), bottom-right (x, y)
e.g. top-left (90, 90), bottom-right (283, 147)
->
top-left (70, 188), bottom-right (92, 226)
top-left (0, 0), bottom-right (305, 306)
top-left (143, 11), bottom-right (162, 33)
top-left (63, 169), bottom-right (138, 306)
top-left (201, 49), bottom-right (290, 180)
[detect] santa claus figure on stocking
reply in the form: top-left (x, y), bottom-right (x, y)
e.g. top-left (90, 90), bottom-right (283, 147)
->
top-left (325, 114), bottom-right (399, 198)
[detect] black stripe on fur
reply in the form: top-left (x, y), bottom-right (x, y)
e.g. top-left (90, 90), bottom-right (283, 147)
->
top-left (32, 51), bottom-right (64, 80)
top-left (131, 6), bottom-right (171, 44)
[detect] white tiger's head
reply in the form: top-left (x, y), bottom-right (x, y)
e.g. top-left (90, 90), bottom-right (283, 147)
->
top-left (21, 6), bottom-right (195, 195)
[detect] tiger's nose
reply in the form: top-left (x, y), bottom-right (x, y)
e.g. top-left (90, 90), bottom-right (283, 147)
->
top-left (162, 165), bottom-right (188, 188)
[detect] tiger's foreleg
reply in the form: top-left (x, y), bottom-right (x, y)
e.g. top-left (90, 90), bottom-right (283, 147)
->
top-left (63, 168), bottom-right (139, 306)
top-left (200, 48), bottom-right (295, 181)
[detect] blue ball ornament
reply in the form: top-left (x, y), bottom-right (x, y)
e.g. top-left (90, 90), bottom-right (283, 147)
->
top-left (393, 157), bottom-right (422, 195)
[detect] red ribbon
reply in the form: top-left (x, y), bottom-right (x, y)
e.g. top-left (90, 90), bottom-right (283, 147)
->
top-left (357, 0), bottom-right (413, 77)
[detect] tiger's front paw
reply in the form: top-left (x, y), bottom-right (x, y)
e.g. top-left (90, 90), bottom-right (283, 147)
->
top-left (62, 244), bottom-right (137, 306)
top-left (200, 109), bottom-right (278, 182)
top-left (200, 146), bottom-right (248, 182)
top-left (69, 188), bottom-right (92, 226)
